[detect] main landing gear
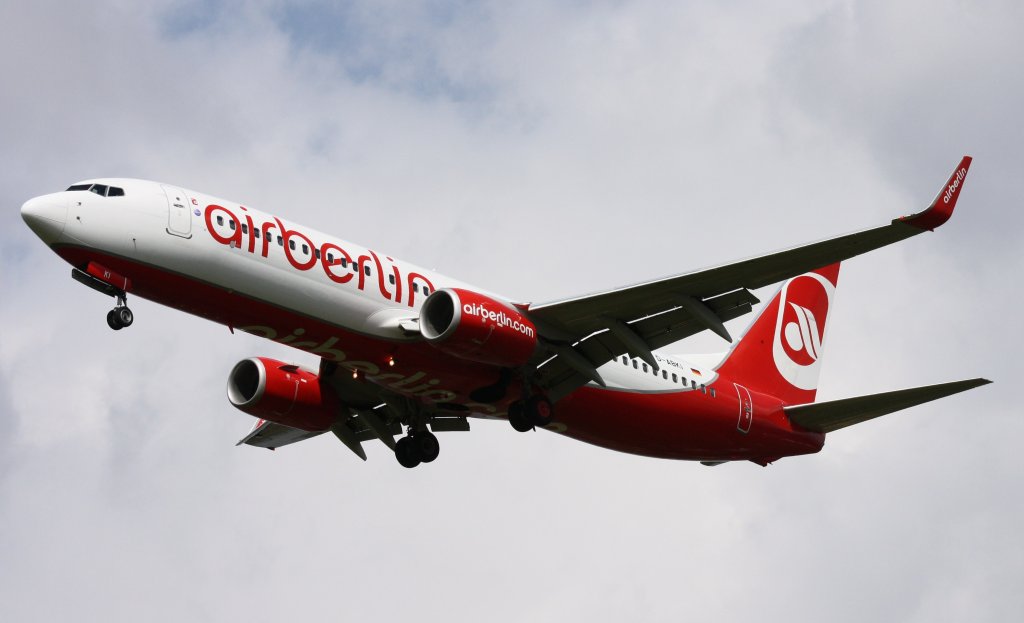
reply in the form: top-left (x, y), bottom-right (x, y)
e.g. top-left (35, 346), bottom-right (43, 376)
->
top-left (508, 395), bottom-right (554, 433)
top-left (106, 294), bottom-right (134, 331)
top-left (394, 429), bottom-right (440, 469)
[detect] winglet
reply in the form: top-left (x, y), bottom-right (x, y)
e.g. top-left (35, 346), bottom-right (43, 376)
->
top-left (899, 156), bottom-right (972, 231)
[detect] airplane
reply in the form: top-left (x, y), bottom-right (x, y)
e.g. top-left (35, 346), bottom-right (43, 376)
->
top-left (20, 156), bottom-right (989, 468)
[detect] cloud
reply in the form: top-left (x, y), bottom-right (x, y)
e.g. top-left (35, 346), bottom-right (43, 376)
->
top-left (1, 1), bottom-right (1020, 621)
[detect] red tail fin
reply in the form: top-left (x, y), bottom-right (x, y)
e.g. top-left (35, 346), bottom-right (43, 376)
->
top-left (716, 263), bottom-right (840, 404)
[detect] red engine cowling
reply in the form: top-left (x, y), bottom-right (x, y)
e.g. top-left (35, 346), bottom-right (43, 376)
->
top-left (227, 357), bottom-right (338, 431)
top-left (419, 288), bottom-right (539, 367)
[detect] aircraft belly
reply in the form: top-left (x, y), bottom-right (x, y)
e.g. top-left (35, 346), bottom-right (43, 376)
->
top-left (551, 386), bottom-right (824, 462)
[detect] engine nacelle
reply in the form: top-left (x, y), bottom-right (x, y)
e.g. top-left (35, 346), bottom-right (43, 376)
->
top-left (419, 288), bottom-right (538, 367)
top-left (227, 357), bottom-right (338, 432)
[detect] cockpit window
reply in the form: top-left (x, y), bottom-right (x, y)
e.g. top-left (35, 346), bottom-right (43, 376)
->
top-left (66, 183), bottom-right (125, 197)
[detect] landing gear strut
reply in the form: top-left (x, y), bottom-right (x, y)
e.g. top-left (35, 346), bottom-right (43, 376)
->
top-left (106, 294), bottom-right (134, 331)
top-left (508, 394), bottom-right (554, 432)
top-left (394, 430), bottom-right (440, 468)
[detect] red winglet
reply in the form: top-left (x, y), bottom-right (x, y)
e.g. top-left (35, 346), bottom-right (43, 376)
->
top-left (900, 156), bottom-right (972, 231)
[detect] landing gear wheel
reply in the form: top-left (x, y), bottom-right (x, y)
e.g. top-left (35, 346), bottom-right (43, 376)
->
top-left (395, 436), bottom-right (422, 468)
top-left (106, 309), bottom-right (123, 331)
top-left (508, 401), bottom-right (533, 433)
top-left (415, 431), bottom-right (440, 463)
top-left (525, 395), bottom-right (554, 427)
top-left (116, 306), bottom-right (134, 327)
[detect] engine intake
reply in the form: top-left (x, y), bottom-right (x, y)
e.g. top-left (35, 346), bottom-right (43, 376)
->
top-left (419, 288), bottom-right (538, 367)
top-left (227, 357), bottom-right (338, 431)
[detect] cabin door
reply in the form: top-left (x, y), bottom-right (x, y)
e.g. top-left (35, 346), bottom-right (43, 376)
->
top-left (163, 185), bottom-right (192, 238)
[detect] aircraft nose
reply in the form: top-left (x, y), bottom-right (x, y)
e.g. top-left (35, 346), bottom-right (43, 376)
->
top-left (21, 194), bottom-right (68, 244)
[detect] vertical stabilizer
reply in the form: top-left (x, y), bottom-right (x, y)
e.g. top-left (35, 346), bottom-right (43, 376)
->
top-left (715, 263), bottom-right (840, 404)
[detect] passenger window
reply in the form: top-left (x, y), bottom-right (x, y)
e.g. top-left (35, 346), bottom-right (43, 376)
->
top-left (700, 385), bottom-right (706, 394)
top-left (277, 236), bottom-right (283, 246)
top-left (108, 187), bottom-right (124, 197)
top-left (710, 388), bottom-right (716, 398)
top-left (341, 258), bottom-right (348, 268)
top-left (364, 265), bottom-right (370, 276)
top-left (265, 229), bottom-right (272, 241)
top-left (229, 220), bottom-right (236, 230)
top-left (662, 370), bottom-right (668, 379)
top-left (632, 360), bottom-right (638, 369)
top-left (642, 363), bottom-right (648, 373)
top-left (423, 287), bottom-right (430, 295)
top-left (351, 263), bottom-right (357, 273)
top-left (622, 356), bottom-right (629, 364)
top-left (289, 240), bottom-right (295, 250)
top-left (241, 224), bottom-right (248, 234)
top-left (691, 381), bottom-right (697, 389)
top-left (672, 373), bottom-right (678, 383)
top-left (389, 274), bottom-right (395, 285)
top-left (216, 216), bottom-right (224, 226)
top-left (413, 283), bottom-right (420, 293)
top-left (327, 253), bottom-right (334, 263)
top-left (302, 243), bottom-right (309, 254)
top-left (314, 248), bottom-right (320, 259)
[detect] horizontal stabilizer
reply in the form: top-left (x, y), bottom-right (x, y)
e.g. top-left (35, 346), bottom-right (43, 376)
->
top-left (785, 378), bottom-right (991, 433)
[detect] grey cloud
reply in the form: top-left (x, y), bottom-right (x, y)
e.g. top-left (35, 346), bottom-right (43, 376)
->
top-left (0, 1), bottom-right (1020, 621)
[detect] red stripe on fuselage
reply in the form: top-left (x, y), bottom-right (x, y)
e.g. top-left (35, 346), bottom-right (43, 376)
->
top-left (53, 244), bottom-right (516, 417)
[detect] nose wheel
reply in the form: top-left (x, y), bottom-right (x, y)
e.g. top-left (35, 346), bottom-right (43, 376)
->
top-left (106, 296), bottom-right (134, 331)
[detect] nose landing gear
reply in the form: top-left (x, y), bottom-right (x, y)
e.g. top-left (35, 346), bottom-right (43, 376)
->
top-left (69, 267), bottom-right (135, 331)
top-left (106, 295), bottom-right (134, 331)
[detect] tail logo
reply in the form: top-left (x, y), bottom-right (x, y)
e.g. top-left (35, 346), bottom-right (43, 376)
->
top-left (783, 303), bottom-right (823, 365)
top-left (772, 273), bottom-right (835, 390)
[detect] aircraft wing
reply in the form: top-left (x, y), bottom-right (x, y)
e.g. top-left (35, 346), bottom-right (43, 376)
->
top-left (237, 419), bottom-right (324, 449)
top-left (529, 156), bottom-right (973, 399)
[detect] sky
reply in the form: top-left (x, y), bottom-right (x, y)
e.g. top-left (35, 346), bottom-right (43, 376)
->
top-left (0, 0), bottom-right (1021, 620)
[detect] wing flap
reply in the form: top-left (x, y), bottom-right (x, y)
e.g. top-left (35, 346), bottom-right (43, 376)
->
top-left (785, 378), bottom-right (991, 434)
top-left (537, 287), bottom-right (757, 400)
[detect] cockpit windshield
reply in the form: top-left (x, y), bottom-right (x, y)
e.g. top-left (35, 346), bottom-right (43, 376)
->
top-left (66, 183), bottom-right (124, 197)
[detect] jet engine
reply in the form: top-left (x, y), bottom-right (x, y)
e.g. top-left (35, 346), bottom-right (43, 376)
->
top-left (227, 357), bottom-right (338, 431)
top-left (419, 288), bottom-right (539, 367)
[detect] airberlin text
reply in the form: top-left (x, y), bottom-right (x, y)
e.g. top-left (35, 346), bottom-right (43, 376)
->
top-left (204, 204), bottom-right (434, 307)
top-left (943, 167), bottom-right (967, 204)
top-left (462, 303), bottom-right (535, 337)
